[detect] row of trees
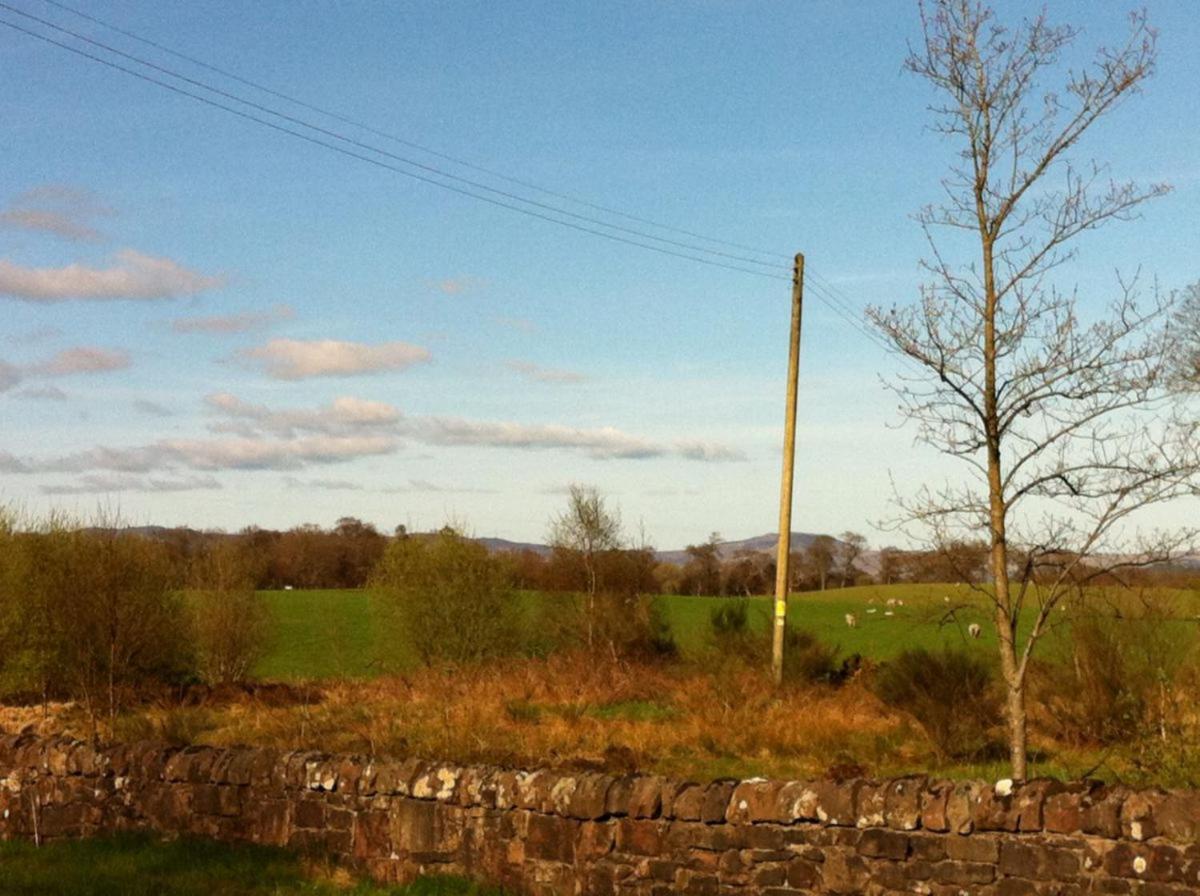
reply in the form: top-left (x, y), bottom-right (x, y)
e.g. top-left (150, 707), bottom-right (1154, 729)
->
top-left (149, 517), bottom-right (389, 590)
top-left (35, 515), bottom-right (1200, 600)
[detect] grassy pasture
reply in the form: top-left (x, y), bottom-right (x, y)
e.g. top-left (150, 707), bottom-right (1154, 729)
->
top-left (255, 582), bottom-right (1189, 680)
top-left (0, 834), bottom-right (507, 895)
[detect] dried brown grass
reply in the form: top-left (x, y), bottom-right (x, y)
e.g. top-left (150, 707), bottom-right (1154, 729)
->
top-left (48, 653), bottom-right (920, 781)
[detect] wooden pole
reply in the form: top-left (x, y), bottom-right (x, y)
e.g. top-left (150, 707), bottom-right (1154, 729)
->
top-left (771, 253), bottom-right (804, 686)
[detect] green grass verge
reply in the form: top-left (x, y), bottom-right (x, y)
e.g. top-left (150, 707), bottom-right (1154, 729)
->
top-left (258, 589), bottom-right (378, 680)
top-left (255, 583), bottom-right (1199, 681)
top-left (0, 834), bottom-right (508, 895)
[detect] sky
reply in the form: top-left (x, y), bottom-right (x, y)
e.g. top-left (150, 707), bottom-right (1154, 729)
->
top-left (1, 0), bottom-right (1197, 548)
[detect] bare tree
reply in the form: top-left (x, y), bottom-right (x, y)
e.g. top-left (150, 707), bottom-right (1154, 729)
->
top-left (803, 536), bottom-right (836, 591)
top-left (1172, 281), bottom-right (1200, 387)
top-left (835, 531), bottom-right (868, 587)
top-left (868, 1), bottom-right (1200, 779)
top-left (548, 484), bottom-right (623, 648)
top-left (683, 532), bottom-right (723, 595)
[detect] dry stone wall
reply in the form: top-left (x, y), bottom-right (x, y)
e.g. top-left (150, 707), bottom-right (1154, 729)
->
top-left (2, 734), bottom-right (1199, 894)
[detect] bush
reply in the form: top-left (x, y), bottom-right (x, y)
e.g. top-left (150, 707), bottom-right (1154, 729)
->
top-left (541, 591), bottom-right (677, 662)
top-left (188, 541), bottom-right (273, 684)
top-left (874, 647), bottom-right (1000, 761)
top-left (0, 516), bottom-right (193, 728)
top-left (781, 628), bottom-right (851, 685)
top-left (710, 599), bottom-right (751, 638)
top-left (706, 603), bottom-right (849, 684)
top-left (371, 528), bottom-right (522, 666)
top-left (1032, 598), bottom-right (1195, 747)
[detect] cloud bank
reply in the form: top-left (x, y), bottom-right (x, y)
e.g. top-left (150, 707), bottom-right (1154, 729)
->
top-left (2, 391), bottom-right (744, 494)
top-left (40, 473), bottom-right (221, 495)
top-left (30, 347), bottom-right (130, 376)
top-left (0, 249), bottom-right (224, 302)
top-left (0, 185), bottom-right (113, 243)
top-left (238, 339), bottom-right (432, 380)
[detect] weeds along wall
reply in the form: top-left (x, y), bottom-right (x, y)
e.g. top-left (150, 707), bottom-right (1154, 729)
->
top-left (2, 735), bottom-right (1200, 895)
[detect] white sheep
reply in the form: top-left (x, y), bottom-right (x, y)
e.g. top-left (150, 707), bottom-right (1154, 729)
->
top-left (845, 613), bottom-right (858, 628)
top-left (968, 623), bottom-right (982, 639)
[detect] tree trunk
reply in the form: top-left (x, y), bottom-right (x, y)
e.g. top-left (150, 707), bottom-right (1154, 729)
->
top-left (981, 227), bottom-right (1027, 780)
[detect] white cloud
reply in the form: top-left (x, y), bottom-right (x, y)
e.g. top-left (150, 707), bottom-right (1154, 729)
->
top-left (409, 416), bottom-right (742, 461)
top-left (0, 390), bottom-right (744, 480)
top-left (158, 435), bottom-right (398, 471)
top-left (172, 304), bottom-right (295, 335)
top-left (238, 338), bottom-right (431, 380)
top-left (30, 347), bottom-right (130, 376)
top-left (504, 360), bottom-right (587, 384)
top-left (675, 441), bottom-right (748, 463)
top-left (40, 473), bottom-right (221, 495)
top-left (14, 385), bottom-right (68, 402)
top-left (205, 392), bottom-right (402, 436)
top-left (0, 249), bottom-right (224, 302)
top-left (0, 185), bottom-right (113, 243)
top-left (389, 479), bottom-right (498, 494)
top-left (283, 476), bottom-right (364, 491)
top-left (0, 433), bottom-right (397, 475)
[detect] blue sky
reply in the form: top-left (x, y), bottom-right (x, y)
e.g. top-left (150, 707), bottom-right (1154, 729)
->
top-left (1, 1), bottom-right (1197, 547)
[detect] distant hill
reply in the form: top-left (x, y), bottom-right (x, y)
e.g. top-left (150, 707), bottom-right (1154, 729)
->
top-left (654, 532), bottom-right (835, 566)
top-left (474, 537), bottom-right (553, 558)
top-left (476, 531), bottom-right (837, 565)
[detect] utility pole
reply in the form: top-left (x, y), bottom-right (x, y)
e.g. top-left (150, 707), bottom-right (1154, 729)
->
top-left (771, 253), bottom-right (804, 686)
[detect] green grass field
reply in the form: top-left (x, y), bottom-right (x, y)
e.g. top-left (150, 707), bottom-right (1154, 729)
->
top-left (255, 582), bottom-right (1177, 680)
top-left (0, 835), bottom-right (508, 896)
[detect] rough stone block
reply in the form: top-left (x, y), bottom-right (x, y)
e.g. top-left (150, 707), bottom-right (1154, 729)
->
top-left (628, 776), bottom-right (665, 819)
top-left (856, 828), bottom-right (910, 860)
top-left (883, 776), bottom-right (926, 831)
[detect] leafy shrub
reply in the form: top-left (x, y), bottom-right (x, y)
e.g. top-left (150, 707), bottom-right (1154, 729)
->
top-left (371, 528), bottom-right (522, 666)
top-left (708, 599), bottom-right (757, 659)
top-left (706, 603), bottom-right (849, 684)
top-left (0, 516), bottom-right (193, 727)
top-left (874, 647), bottom-right (1000, 761)
top-left (781, 628), bottom-right (852, 685)
top-left (541, 592), bottom-right (676, 661)
top-left (188, 541), bottom-right (273, 684)
top-left (1032, 599), bottom-right (1195, 747)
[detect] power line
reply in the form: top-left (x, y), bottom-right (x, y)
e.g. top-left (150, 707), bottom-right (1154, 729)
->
top-left (1, 2), bottom-right (790, 274)
top-left (0, 14), bottom-right (789, 281)
top-left (25, 0), bottom-right (796, 269)
top-left (29, 0), bottom-right (794, 268)
top-left (1, 4), bottom-right (906, 360)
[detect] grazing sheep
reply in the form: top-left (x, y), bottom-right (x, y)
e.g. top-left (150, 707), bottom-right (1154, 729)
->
top-left (968, 623), bottom-right (982, 639)
top-left (866, 607), bottom-right (877, 614)
top-left (885, 598), bottom-right (898, 607)
top-left (884, 610), bottom-right (895, 617)
top-left (845, 613), bottom-right (858, 628)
